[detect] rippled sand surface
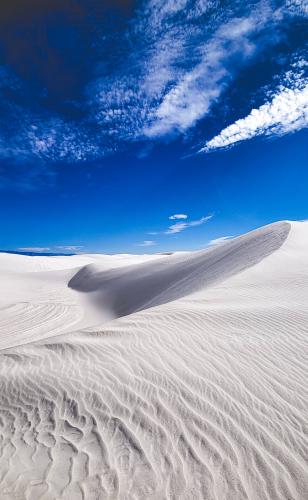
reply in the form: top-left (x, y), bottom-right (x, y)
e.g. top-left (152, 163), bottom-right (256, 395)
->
top-left (1, 221), bottom-right (308, 500)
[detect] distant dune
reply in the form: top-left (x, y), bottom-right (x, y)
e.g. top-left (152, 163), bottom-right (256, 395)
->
top-left (1, 221), bottom-right (308, 499)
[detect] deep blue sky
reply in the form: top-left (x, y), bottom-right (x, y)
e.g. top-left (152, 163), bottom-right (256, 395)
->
top-left (0, 0), bottom-right (307, 253)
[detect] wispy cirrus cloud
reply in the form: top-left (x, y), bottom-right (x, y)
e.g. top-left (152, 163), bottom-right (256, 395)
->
top-left (85, 1), bottom-right (308, 153)
top-left (17, 247), bottom-right (51, 252)
top-left (0, 0), bottom-right (307, 174)
top-left (16, 245), bottom-right (84, 253)
top-left (56, 245), bottom-right (84, 252)
top-left (165, 215), bottom-right (213, 234)
top-left (144, 213), bottom-right (213, 240)
top-left (138, 240), bottom-right (156, 247)
top-left (144, 11), bottom-right (272, 138)
top-left (169, 213), bottom-right (188, 220)
top-left (89, 0), bottom-right (299, 147)
top-left (203, 84), bottom-right (308, 151)
top-left (200, 59), bottom-right (308, 151)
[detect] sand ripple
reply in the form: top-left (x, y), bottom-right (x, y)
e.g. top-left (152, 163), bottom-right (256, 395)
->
top-left (1, 221), bottom-right (308, 499)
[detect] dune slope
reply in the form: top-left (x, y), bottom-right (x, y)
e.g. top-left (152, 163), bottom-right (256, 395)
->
top-left (0, 221), bottom-right (308, 500)
top-left (68, 221), bottom-right (290, 318)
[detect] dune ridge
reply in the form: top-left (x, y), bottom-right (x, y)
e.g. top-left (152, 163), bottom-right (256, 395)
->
top-left (68, 221), bottom-right (290, 319)
top-left (1, 221), bottom-right (308, 499)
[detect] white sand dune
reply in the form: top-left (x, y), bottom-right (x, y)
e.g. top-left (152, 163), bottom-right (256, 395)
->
top-left (0, 220), bottom-right (308, 499)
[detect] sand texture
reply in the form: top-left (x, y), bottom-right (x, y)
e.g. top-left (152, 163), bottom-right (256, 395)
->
top-left (1, 221), bottom-right (308, 500)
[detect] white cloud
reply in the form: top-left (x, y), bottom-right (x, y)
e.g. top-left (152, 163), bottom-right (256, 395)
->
top-left (138, 240), bottom-right (156, 247)
top-left (202, 74), bottom-right (308, 151)
top-left (285, 0), bottom-right (308, 16)
top-left (56, 245), bottom-right (84, 252)
top-left (1, 0), bottom-right (306, 165)
top-left (90, 0), bottom-right (280, 147)
top-left (17, 245), bottom-right (84, 253)
top-left (17, 247), bottom-right (51, 253)
top-left (144, 10), bottom-right (272, 137)
top-left (169, 213), bottom-right (188, 220)
top-left (165, 215), bottom-right (213, 234)
top-left (208, 236), bottom-right (234, 246)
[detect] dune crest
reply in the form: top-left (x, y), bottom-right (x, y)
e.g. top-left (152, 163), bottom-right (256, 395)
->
top-left (68, 221), bottom-right (290, 318)
top-left (1, 221), bottom-right (308, 500)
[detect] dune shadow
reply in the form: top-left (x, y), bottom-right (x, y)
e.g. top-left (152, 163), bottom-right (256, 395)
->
top-left (68, 222), bottom-right (290, 319)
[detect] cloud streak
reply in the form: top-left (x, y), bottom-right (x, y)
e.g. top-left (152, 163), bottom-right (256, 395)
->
top-left (17, 247), bottom-right (51, 252)
top-left (89, 0), bottom-right (295, 149)
top-left (169, 214), bottom-right (188, 220)
top-left (56, 245), bottom-right (84, 251)
top-left (144, 12), bottom-right (271, 138)
top-left (138, 240), bottom-right (156, 247)
top-left (0, 0), bottom-right (307, 170)
top-left (165, 215), bottom-right (213, 234)
top-left (201, 67), bottom-right (308, 151)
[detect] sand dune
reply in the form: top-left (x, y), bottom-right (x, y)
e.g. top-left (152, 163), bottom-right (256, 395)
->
top-left (1, 221), bottom-right (308, 499)
top-left (68, 221), bottom-right (290, 318)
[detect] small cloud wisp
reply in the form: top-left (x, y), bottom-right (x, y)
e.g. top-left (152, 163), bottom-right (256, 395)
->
top-left (169, 214), bottom-right (188, 220)
top-left (165, 215), bottom-right (213, 234)
top-left (138, 240), bottom-right (156, 247)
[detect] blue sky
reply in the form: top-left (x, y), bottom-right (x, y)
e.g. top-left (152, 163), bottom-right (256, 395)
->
top-left (0, 0), bottom-right (307, 253)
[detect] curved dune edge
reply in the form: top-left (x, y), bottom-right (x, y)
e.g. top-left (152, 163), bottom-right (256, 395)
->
top-left (68, 221), bottom-right (291, 320)
top-left (1, 221), bottom-right (308, 499)
top-left (0, 254), bottom-right (164, 350)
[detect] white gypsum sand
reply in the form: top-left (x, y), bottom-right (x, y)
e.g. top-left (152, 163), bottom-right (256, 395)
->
top-left (0, 220), bottom-right (308, 499)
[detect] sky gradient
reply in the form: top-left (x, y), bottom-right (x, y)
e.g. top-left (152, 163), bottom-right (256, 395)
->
top-left (0, 0), bottom-right (307, 253)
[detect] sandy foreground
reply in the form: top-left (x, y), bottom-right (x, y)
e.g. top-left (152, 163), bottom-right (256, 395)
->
top-left (0, 220), bottom-right (308, 500)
